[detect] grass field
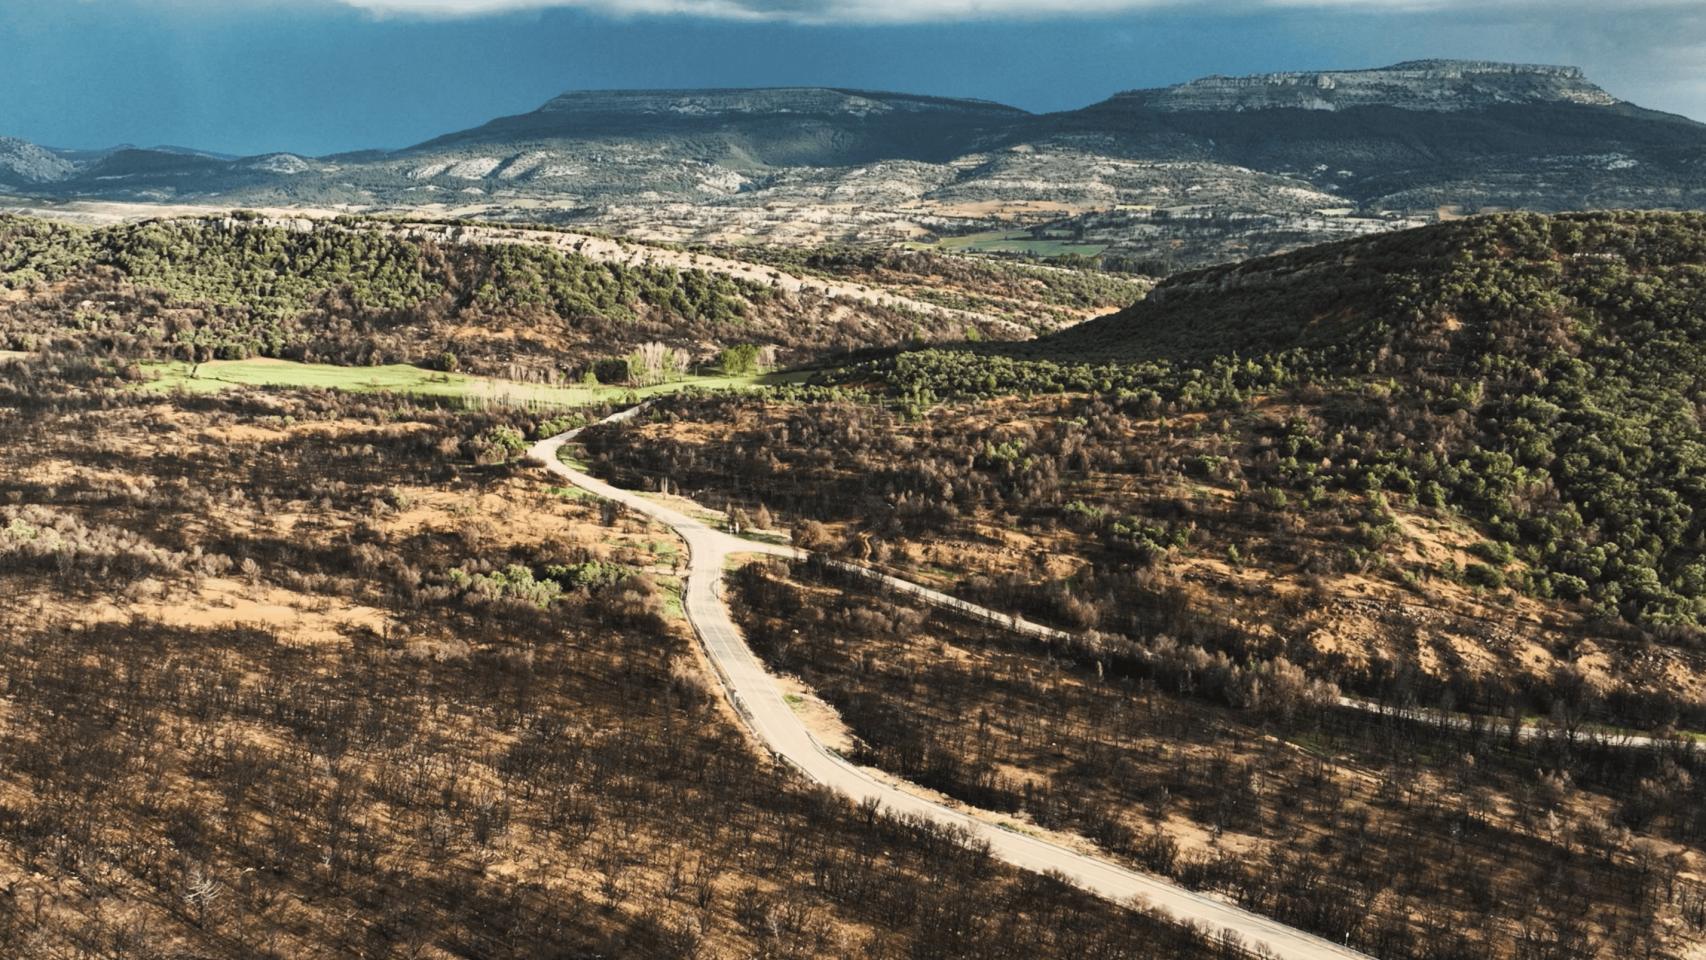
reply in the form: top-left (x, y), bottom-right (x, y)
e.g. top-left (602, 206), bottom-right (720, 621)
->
top-left (142, 357), bottom-right (800, 408)
top-left (907, 230), bottom-right (1107, 258)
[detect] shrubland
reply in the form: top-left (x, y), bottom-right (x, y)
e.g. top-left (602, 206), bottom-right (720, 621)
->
top-left (6, 206), bottom-right (1704, 960)
top-left (0, 356), bottom-right (1231, 960)
top-left (848, 212), bottom-right (1706, 628)
top-left (594, 389), bottom-right (1700, 723)
top-left (731, 558), bottom-right (1706, 960)
top-left (584, 216), bottom-right (1706, 720)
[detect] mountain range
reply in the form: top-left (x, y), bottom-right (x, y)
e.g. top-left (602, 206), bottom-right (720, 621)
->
top-left (5, 59), bottom-right (1704, 267)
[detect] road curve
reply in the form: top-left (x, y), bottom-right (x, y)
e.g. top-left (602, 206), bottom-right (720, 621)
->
top-left (530, 410), bottom-right (1372, 960)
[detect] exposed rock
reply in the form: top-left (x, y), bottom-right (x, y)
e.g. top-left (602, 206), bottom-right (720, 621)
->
top-left (1122, 60), bottom-right (1619, 113)
top-left (0, 137), bottom-right (75, 185)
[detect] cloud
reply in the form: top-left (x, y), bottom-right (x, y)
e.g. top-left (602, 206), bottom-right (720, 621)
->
top-left (341, 0), bottom-right (773, 17)
top-left (326, 0), bottom-right (1701, 23)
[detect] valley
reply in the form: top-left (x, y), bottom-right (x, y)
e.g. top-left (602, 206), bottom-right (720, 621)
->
top-left (533, 407), bottom-right (1370, 960)
top-left (3, 46), bottom-right (1706, 960)
top-left (0, 366), bottom-right (1248, 960)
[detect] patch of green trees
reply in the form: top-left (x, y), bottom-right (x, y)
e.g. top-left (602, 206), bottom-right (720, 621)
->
top-left (0, 215), bottom-right (774, 374)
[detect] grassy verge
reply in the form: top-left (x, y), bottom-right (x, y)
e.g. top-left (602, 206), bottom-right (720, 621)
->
top-left (656, 576), bottom-right (686, 621)
top-left (545, 484), bottom-right (598, 502)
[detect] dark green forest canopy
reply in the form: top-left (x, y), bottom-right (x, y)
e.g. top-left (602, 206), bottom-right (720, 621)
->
top-left (848, 212), bottom-right (1706, 627)
top-left (0, 214), bottom-right (767, 363)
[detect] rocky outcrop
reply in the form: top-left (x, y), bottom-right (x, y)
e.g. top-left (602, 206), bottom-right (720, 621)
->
top-left (0, 137), bottom-right (75, 185)
top-left (1121, 59), bottom-right (1620, 113)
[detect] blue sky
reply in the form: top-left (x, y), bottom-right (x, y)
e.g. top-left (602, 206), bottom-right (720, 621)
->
top-left (3, 0), bottom-right (1702, 157)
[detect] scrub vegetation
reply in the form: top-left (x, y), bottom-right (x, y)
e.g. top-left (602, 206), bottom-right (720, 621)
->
top-left (0, 356), bottom-right (1231, 960)
top-left (4, 205), bottom-right (1704, 960)
top-left (732, 558), bottom-right (1706, 960)
top-left (579, 214), bottom-right (1706, 960)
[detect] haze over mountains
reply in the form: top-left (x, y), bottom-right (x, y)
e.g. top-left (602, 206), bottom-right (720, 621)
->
top-left (6, 59), bottom-right (1705, 266)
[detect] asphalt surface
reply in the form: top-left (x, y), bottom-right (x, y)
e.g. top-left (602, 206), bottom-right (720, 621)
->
top-left (530, 411), bottom-right (1373, 960)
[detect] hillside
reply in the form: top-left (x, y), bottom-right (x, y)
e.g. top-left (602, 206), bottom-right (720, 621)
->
top-left (864, 213), bottom-right (1706, 629)
top-left (578, 213), bottom-right (1706, 724)
top-left (0, 212), bottom-right (1104, 383)
top-left (406, 87), bottom-right (1027, 168)
top-left (1036, 208), bottom-right (1706, 369)
top-left (7, 60), bottom-right (1706, 269)
top-left (563, 212), bottom-right (1706, 958)
top-left (0, 356), bottom-right (1237, 960)
top-left (0, 136), bottom-right (74, 187)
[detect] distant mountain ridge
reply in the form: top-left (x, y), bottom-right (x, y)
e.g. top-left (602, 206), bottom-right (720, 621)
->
top-left (1123, 59), bottom-right (1620, 113)
top-left (405, 87), bottom-right (1027, 168)
top-left (530, 87), bottom-right (1026, 117)
top-left (0, 137), bottom-right (75, 187)
top-left (6, 60), bottom-right (1705, 268)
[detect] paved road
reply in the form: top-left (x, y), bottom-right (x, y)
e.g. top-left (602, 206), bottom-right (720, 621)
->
top-left (530, 411), bottom-right (1372, 960)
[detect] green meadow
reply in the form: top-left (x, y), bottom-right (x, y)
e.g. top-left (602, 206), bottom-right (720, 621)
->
top-left (142, 357), bottom-right (801, 408)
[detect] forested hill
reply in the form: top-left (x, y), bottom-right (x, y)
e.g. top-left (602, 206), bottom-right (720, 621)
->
top-left (0, 214), bottom-right (1008, 379)
top-left (1034, 210), bottom-right (1706, 368)
top-left (867, 212), bottom-right (1706, 627)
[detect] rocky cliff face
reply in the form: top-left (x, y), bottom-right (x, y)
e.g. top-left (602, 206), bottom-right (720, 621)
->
top-left (0, 137), bottom-right (75, 186)
top-left (1122, 60), bottom-right (1620, 113)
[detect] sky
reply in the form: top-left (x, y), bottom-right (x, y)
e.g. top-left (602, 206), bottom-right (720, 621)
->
top-left (1, 0), bottom-right (1702, 157)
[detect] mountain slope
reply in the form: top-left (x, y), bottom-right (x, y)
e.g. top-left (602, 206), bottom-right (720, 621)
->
top-left (1038, 61), bottom-right (1706, 211)
top-left (0, 137), bottom-right (75, 187)
top-left (6, 61), bottom-right (1706, 268)
top-left (407, 87), bottom-right (1029, 168)
top-left (0, 212), bottom-right (1057, 380)
top-left (870, 212), bottom-right (1706, 627)
top-left (1035, 209), bottom-right (1706, 366)
top-left (1122, 60), bottom-right (1621, 112)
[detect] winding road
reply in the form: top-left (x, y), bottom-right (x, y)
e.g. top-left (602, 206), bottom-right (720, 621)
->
top-left (530, 409), bottom-right (1372, 960)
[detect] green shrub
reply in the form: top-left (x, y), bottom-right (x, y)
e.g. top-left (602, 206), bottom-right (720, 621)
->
top-left (720, 343), bottom-right (762, 376)
top-left (1466, 564), bottom-right (1507, 590)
